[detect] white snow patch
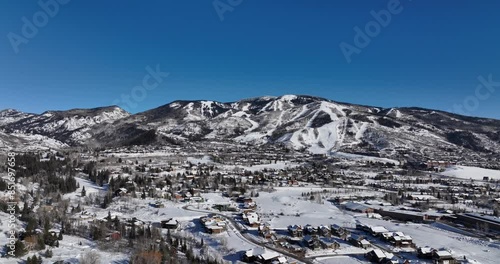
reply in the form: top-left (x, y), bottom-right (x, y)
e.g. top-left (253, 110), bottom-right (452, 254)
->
top-left (441, 166), bottom-right (500, 181)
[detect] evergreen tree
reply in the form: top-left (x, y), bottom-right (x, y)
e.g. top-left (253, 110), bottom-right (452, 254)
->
top-left (106, 211), bottom-right (112, 222)
top-left (113, 216), bottom-right (120, 230)
top-left (26, 217), bottom-right (37, 235)
top-left (81, 186), bottom-right (86, 197)
top-left (13, 239), bottom-right (27, 257)
top-left (37, 235), bottom-right (46, 250)
top-left (181, 239), bottom-right (187, 252)
top-left (45, 248), bottom-right (53, 258)
top-left (27, 255), bottom-right (35, 264)
top-left (21, 201), bottom-right (30, 217)
top-left (166, 229), bottom-right (172, 244)
top-left (109, 177), bottom-right (116, 191)
top-left (129, 224), bottom-right (136, 239)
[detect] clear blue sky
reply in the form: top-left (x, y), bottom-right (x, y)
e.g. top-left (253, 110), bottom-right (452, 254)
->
top-left (1, 0), bottom-right (499, 119)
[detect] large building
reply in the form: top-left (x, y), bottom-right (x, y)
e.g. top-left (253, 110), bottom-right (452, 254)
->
top-left (455, 213), bottom-right (500, 232)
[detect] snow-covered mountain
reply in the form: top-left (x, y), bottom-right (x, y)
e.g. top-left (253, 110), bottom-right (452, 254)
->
top-left (1, 106), bottom-right (129, 148)
top-left (1, 95), bottom-right (499, 161)
top-left (85, 95), bottom-right (500, 160)
top-left (0, 109), bottom-right (35, 126)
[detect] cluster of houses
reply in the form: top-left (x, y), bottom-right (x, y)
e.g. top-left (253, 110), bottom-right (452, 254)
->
top-left (91, 145), bottom-right (495, 263)
top-left (103, 142), bottom-right (406, 197)
top-left (282, 224), bottom-right (348, 251)
top-left (248, 207), bottom-right (452, 261)
top-left (172, 191), bottom-right (204, 203)
top-left (371, 174), bottom-right (499, 210)
top-left (355, 224), bottom-right (458, 264)
top-left (200, 215), bottom-right (226, 234)
top-left (426, 160), bottom-right (455, 170)
top-left (287, 224), bottom-right (349, 240)
top-left (355, 224), bottom-right (416, 248)
top-left (364, 244), bottom-right (457, 264)
top-left (200, 195), bottom-right (263, 236)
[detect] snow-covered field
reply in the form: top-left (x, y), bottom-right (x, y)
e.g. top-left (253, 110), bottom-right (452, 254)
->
top-left (441, 166), bottom-right (500, 180)
top-left (254, 187), bottom-right (356, 229)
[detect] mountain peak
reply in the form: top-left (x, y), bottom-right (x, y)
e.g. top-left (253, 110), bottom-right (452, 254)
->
top-left (0, 108), bottom-right (19, 114)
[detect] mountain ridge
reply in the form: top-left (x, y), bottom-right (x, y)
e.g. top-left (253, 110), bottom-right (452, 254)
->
top-left (3, 96), bottom-right (497, 121)
top-left (1, 95), bottom-right (499, 164)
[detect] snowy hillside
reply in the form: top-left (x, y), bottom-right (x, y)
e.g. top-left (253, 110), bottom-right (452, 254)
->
top-left (0, 109), bottom-right (34, 126)
top-left (0, 106), bottom-right (129, 147)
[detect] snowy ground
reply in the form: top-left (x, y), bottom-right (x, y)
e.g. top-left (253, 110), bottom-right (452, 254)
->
top-left (254, 187), bottom-right (356, 229)
top-left (441, 166), bottom-right (500, 181)
top-left (314, 256), bottom-right (368, 264)
top-left (63, 176), bottom-right (106, 201)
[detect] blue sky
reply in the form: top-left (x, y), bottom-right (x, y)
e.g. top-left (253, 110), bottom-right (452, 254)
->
top-left (1, 0), bottom-right (499, 119)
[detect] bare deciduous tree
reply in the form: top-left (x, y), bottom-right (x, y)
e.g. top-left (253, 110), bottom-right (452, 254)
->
top-left (80, 251), bottom-right (101, 264)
